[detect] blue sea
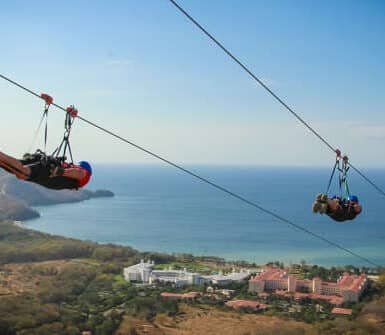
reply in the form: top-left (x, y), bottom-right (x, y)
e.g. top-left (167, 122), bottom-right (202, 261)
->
top-left (27, 165), bottom-right (385, 267)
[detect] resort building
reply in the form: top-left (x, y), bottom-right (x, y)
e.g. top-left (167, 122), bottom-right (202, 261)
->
top-left (150, 268), bottom-right (202, 287)
top-left (202, 270), bottom-right (251, 286)
top-left (123, 261), bottom-right (250, 287)
top-left (248, 268), bottom-right (367, 303)
top-left (123, 261), bottom-right (199, 286)
top-left (123, 259), bottom-right (154, 283)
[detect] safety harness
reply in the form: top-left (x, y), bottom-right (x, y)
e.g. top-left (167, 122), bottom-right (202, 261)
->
top-left (25, 94), bottom-right (78, 166)
top-left (51, 105), bottom-right (78, 165)
top-left (22, 95), bottom-right (80, 188)
top-left (325, 149), bottom-right (351, 200)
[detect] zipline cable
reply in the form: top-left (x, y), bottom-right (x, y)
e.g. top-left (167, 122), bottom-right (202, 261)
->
top-left (167, 0), bottom-right (335, 152)
top-left (167, 0), bottom-right (385, 198)
top-left (0, 73), bottom-right (380, 267)
top-left (349, 164), bottom-right (385, 198)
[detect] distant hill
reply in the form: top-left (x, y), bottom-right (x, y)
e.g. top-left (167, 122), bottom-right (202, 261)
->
top-left (0, 193), bottom-right (40, 221)
top-left (0, 171), bottom-right (114, 220)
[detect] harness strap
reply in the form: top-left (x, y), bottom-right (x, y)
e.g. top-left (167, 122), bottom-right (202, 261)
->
top-left (337, 156), bottom-right (350, 199)
top-left (40, 94), bottom-right (53, 153)
top-left (43, 104), bottom-right (49, 152)
top-left (52, 106), bottom-right (77, 164)
top-left (27, 94), bottom-right (53, 154)
top-left (326, 159), bottom-right (339, 195)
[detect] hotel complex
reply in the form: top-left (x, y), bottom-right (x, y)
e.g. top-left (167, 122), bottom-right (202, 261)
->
top-left (123, 260), bottom-right (250, 287)
top-left (249, 268), bottom-right (367, 303)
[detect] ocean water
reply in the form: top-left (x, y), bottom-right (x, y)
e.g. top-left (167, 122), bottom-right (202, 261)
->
top-left (27, 165), bottom-right (385, 267)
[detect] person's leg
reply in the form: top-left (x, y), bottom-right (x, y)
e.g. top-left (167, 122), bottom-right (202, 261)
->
top-left (0, 151), bottom-right (30, 180)
top-left (313, 193), bottom-right (328, 213)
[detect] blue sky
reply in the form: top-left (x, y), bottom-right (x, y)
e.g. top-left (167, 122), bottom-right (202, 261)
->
top-left (0, 0), bottom-right (384, 166)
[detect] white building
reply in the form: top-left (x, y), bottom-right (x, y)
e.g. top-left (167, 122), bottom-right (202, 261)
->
top-left (123, 259), bottom-right (154, 283)
top-left (202, 269), bottom-right (251, 286)
top-left (123, 262), bottom-right (251, 288)
top-left (150, 268), bottom-right (201, 287)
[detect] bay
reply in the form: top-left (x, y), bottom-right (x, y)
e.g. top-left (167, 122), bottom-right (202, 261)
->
top-left (27, 165), bottom-right (385, 267)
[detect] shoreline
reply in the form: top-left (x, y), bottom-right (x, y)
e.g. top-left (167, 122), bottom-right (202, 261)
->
top-left (19, 220), bottom-right (380, 270)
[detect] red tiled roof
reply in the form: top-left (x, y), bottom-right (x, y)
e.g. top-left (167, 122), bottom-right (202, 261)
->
top-left (338, 275), bottom-right (354, 287)
top-left (225, 300), bottom-right (268, 310)
top-left (331, 307), bottom-right (352, 315)
top-left (161, 292), bottom-right (199, 299)
top-left (337, 274), bottom-right (366, 293)
top-left (249, 268), bottom-right (287, 282)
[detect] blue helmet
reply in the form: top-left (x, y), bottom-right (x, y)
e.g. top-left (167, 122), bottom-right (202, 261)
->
top-left (348, 195), bottom-right (359, 203)
top-left (79, 161), bottom-right (92, 175)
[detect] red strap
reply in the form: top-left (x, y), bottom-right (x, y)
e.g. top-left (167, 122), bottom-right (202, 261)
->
top-left (40, 93), bottom-right (53, 105)
top-left (66, 106), bottom-right (78, 118)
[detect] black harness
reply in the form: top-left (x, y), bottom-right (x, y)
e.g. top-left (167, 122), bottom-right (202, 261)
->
top-left (22, 100), bottom-right (80, 190)
top-left (21, 151), bottom-right (79, 190)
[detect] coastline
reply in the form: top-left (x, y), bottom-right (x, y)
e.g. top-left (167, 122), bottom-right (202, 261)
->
top-left (1, 220), bottom-right (383, 335)
top-left (4, 165), bottom-right (385, 268)
top-left (9, 220), bottom-right (380, 271)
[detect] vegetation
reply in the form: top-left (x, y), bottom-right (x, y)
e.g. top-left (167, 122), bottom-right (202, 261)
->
top-left (0, 221), bottom-right (384, 334)
top-left (0, 221), bottom-right (138, 264)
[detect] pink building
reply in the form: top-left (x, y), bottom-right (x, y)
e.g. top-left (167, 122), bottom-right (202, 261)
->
top-left (249, 268), bottom-right (367, 303)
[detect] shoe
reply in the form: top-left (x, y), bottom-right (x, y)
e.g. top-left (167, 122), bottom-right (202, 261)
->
top-left (316, 193), bottom-right (323, 201)
top-left (312, 201), bottom-right (321, 213)
top-left (320, 194), bottom-right (328, 202)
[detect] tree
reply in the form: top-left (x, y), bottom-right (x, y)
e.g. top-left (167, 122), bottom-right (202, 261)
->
top-left (0, 320), bottom-right (16, 335)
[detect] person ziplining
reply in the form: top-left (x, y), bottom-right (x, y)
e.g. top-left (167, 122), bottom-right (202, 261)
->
top-left (0, 94), bottom-right (92, 190)
top-left (312, 150), bottom-right (362, 222)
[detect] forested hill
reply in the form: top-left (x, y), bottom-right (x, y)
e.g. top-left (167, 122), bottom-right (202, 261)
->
top-left (0, 221), bottom-right (384, 335)
top-left (0, 220), bottom-right (138, 264)
top-left (0, 171), bottom-right (113, 220)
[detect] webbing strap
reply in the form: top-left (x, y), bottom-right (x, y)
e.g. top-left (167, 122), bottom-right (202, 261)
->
top-left (52, 111), bottom-right (76, 164)
top-left (342, 163), bottom-right (350, 198)
top-left (326, 160), bottom-right (339, 195)
top-left (337, 160), bottom-right (350, 199)
top-left (43, 104), bottom-right (49, 152)
top-left (27, 103), bottom-right (50, 154)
